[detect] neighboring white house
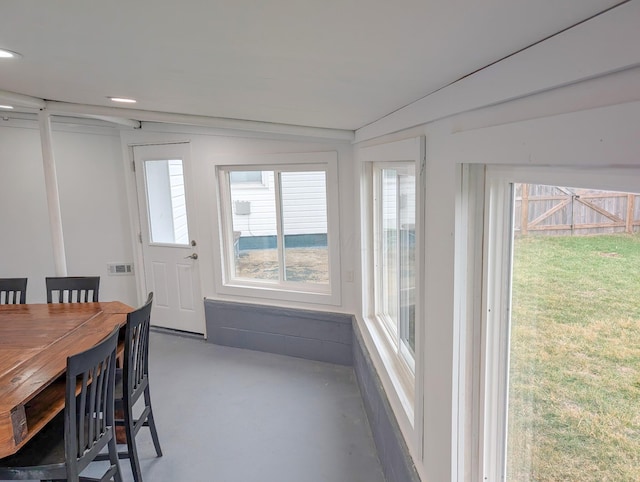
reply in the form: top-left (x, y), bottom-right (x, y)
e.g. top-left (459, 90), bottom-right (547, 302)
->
top-left (228, 170), bottom-right (328, 249)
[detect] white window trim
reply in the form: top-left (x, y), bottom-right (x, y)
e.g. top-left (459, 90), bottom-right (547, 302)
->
top-left (214, 151), bottom-right (342, 306)
top-left (455, 164), bottom-right (486, 482)
top-left (359, 136), bottom-right (425, 431)
top-left (473, 164), bottom-right (640, 481)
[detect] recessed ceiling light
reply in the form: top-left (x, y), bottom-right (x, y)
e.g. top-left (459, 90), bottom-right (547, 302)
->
top-left (108, 97), bottom-right (137, 104)
top-left (0, 49), bottom-right (22, 59)
top-left (0, 105), bottom-right (14, 110)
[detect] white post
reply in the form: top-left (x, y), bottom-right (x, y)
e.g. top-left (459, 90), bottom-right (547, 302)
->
top-left (38, 110), bottom-right (68, 276)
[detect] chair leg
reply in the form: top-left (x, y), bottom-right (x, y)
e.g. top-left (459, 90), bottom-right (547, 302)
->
top-left (108, 430), bottom-right (124, 482)
top-left (124, 401), bottom-right (144, 482)
top-left (144, 387), bottom-right (163, 457)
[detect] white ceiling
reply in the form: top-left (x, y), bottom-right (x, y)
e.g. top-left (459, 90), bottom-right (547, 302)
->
top-left (0, 0), bottom-right (624, 131)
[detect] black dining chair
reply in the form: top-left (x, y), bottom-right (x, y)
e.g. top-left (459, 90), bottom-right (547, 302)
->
top-left (0, 326), bottom-right (123, 482)
top-left (0, 278), bottom-right (27, 304)
top-left (46, 276), bottom-right (100, 303)
top-left (98, 292), bottom-right (162, 482)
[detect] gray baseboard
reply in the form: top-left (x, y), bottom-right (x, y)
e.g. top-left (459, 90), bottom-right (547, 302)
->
top-left (353, 323), bottom-right (421, 482)
top-left (204, 299), bottom-right (353, 365)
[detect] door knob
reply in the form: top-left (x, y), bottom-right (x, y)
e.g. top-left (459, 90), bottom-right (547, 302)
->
top-left (185, 253), bottom-right (198, 260)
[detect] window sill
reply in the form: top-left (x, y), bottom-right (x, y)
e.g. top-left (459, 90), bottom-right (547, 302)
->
top-left (216, 281), bottom-right (342, 307)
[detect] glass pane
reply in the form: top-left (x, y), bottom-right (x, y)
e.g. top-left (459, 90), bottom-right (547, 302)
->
top-left (281, 171), bottom-right (329, 284)
top-left (381, 169), bottom-right (399, 333)
top-left (229, 171), bottom-right (279, 280)
top-left (230, 171), bottom-right (262, 184)
top-left (398, 170), bottom-right (416, 353)
top-left (144, 159), bottom-right (189, 245)
top-left (507, 183), bottom-right (640, 480)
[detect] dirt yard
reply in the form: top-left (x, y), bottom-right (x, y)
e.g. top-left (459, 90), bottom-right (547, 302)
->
top-left (235, 247), bottom-right (329, 283)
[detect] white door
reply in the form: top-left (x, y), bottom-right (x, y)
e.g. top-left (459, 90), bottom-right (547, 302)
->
top-left (133, 143), bottom-right (204, 334)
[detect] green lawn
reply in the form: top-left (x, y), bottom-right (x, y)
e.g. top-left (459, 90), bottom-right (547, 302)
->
top-left (508, 233), bottom-right (640, 481)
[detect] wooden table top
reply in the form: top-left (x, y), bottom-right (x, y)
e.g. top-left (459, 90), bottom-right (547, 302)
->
top-left (0, 301), bottom-right (132, 458)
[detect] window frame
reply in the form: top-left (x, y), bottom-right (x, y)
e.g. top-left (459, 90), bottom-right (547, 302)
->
top-left (215, 151), bottom-right (341, 306)
top-left (359, 136), bottom-right (425, 424)
top-left (474, 164), bottom-right (640, 481)
top-left (372, 162), bottom-right (417, 371)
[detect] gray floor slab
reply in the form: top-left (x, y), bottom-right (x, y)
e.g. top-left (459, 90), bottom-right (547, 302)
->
top-left (75, 330), bottom-right (384, 482)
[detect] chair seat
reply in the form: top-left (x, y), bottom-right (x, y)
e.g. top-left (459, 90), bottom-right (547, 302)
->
top-left (0, 327), bottom-right (122, 482)
top-left (0, 412), bottom-right (118, 481)
top-left (0, 412), bottom-right (67, 479)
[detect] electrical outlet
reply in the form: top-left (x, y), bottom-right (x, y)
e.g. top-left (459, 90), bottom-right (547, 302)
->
top-left (107, 263), bottom-right (134, 276)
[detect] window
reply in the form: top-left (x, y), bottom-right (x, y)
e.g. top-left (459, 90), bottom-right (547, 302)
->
top-left (144, 159), bottom-right (189, 245)
top-left (374, 164), bottom-right (416, 364)
top-left (216, 152), bottom-right (341, 305)
top-left (359, 136), bottom-right (424, 420)
top-left (478, 166), bottom-right (640, 481)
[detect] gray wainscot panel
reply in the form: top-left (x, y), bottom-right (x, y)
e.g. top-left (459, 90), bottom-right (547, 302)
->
top-left (353, 323), bottom-right (421, 482)
top-left (204, 299), bottom-right (353, 365)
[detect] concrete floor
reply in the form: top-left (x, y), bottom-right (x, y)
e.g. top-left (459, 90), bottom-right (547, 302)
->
top-left (82, 330), bottom-right (385, 482)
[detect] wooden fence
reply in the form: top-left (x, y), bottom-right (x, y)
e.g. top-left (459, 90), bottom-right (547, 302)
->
top-left (514, 184), bottom-right (640, 236)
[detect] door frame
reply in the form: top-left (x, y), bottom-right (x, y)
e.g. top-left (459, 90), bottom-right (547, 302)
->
top-left (123, 140), bottom-right (206, 335)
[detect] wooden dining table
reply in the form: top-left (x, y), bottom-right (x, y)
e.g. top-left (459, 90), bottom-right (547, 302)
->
top-left (0, 301), bottom-right (132, 458)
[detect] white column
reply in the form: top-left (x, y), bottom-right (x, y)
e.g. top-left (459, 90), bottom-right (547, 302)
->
top-left (38, 110), bottom-right (68, 276)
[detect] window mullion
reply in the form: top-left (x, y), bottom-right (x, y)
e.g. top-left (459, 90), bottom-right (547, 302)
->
top-left (221, 170), bottom-right (236, 279)
top-left (273, 170), bottom-right (285, 283)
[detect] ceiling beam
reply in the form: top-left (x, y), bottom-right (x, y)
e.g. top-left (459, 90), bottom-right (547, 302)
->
top-left (0, 90), bottom-right (355, 140)
top-left (45, 101), bottom-right (355, 141)
top-left (0, 89), bottom-right (45, 109)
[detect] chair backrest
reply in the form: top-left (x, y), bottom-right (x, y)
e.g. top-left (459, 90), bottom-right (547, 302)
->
top-left (124, 293), bottom-right (154, 400)
top-left (46, 276), bottom-right (100, 303)
top-left (65, 326), bottom-right (120, 479)
top-left (0, 278), bottom-right (27, 304)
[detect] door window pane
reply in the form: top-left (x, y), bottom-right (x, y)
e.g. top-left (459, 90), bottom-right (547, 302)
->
top-left (145, 159), bottom-right (189, 245)
top-left (507, 183), bottom-right (640, 480)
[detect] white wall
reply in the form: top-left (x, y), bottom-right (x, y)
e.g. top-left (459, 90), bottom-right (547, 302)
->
top-left (0, 118), bottom-right (355, 311)
top-left (0, 119), bottom-right (137, 304)
top-left (355, 100), bottom-right (640, 482)
top-left (0, 121), bottom-right (55, 299)
top-left (354, 61), bottom-right (640, 482)
top-left (120, 127), bottom-right (358, 314)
